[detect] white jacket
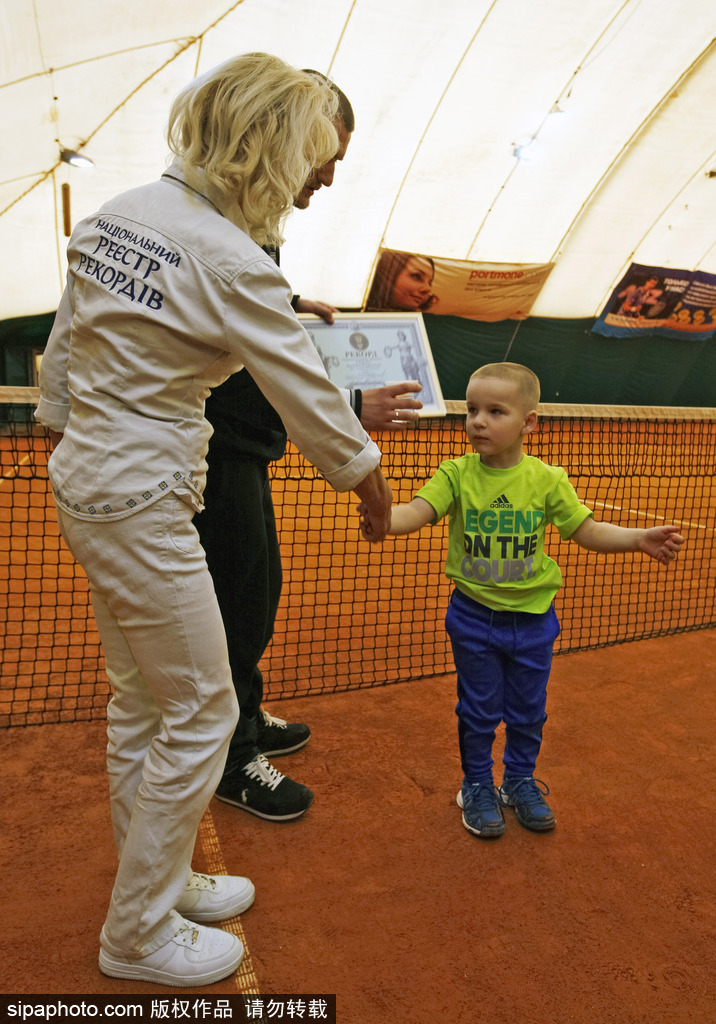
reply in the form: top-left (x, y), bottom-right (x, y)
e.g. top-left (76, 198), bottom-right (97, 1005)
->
top-left (36, 160), bottom-right (380, 521)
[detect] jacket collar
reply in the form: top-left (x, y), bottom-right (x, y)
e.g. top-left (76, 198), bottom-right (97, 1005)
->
top-left (161, 158), bottom-right (252, 237)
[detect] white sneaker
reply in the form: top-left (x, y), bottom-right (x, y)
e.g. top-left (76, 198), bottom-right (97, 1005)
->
top-left (99, 916), bottom-right (243, 987)
top-left (176, 871), bottom-right (255, 923)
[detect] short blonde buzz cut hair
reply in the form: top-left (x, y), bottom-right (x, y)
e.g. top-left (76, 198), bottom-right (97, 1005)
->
top-left (167, 52), bottom-right (339, 246)
top-left (469, 362), bottom-right (541, 411)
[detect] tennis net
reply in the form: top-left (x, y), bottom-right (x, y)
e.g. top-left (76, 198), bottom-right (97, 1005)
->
top-left (2, 388), bottom-right (715, 727)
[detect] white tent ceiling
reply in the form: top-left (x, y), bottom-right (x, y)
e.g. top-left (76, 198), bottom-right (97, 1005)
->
top-left (2, 0), bottom-right (715, 322)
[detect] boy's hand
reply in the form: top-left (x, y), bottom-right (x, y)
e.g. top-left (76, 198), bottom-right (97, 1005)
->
top-left (639, 524), bottom-right (684, 564)
top-left (357, 501), bottom-right (389, 543)
top-left (352, 468), bottom-right (392, 542)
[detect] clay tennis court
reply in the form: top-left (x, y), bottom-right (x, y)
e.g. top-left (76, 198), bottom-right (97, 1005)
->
top-left (3, 631), bottom-right (716, 1022)
top-left (2, 412), bottom-right (716, 1021)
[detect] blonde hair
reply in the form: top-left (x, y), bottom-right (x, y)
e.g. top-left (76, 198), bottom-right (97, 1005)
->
top-left (469, 362), bottom-right (541, 410)
top-left (167, 52), bottom-right (339, 245)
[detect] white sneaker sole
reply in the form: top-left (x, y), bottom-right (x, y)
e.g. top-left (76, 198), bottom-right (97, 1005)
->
top-left (260, 735), bottom-right (311, 757)
top-left (214, 791), bottom-right (313, 821)
top-left (99, 938), bottom-right (243, 987)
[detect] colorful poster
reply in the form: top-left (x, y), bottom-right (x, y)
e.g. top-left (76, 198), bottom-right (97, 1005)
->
top-left (594, 263), bottom-right (716, 340)
top-left (363, 249), bottom-right (553, 321)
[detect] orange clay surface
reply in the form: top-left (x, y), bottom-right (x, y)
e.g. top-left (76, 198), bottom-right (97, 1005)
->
top-left (2, 629), bottom-right (716, 1023)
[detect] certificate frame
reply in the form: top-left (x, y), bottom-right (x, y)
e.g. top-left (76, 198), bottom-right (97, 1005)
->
top-left (297, 312), bottom-right (446, 417)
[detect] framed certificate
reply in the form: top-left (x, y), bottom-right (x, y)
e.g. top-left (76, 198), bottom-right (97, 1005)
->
top-left (297, 312), bottom-right (446, 417)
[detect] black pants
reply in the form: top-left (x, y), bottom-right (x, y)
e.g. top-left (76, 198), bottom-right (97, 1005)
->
top-left (196, 456), bottom-right (282, 771)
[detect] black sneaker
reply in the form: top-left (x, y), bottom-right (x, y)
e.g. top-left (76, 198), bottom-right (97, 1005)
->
top-left (256, 707), bottom-right (311, 757)
top-left (215, 755), bottom-right (314, 821)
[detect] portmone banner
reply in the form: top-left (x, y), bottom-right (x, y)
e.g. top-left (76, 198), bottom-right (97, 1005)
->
top-left (364, 248), bottom-right (553, 321)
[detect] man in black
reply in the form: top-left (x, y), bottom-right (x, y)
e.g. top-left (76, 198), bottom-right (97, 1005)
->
top-left (199, 75), bottom-right (422, 821)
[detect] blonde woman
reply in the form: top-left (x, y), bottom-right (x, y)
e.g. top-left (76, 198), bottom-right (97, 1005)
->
top-left (37, 53), bottom-right (391, 987)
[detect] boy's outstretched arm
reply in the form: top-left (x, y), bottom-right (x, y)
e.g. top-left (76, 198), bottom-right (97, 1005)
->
top-left (388, 497), bottom-right (435, 535)
top-left (359, 496), bottom-right (435, 542)
top-left (570, 519), bottom-right (684, 565)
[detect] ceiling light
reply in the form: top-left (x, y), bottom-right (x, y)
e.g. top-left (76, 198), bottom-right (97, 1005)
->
top-left (60, 148), bottom-right (95, 169)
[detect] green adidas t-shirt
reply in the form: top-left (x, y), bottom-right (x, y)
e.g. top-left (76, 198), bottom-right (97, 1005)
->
top-left (416, 453), bottom-right (592, 613)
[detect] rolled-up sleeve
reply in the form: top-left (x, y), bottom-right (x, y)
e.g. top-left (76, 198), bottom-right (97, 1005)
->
top-left (225, 258), bottom-right (381, 492)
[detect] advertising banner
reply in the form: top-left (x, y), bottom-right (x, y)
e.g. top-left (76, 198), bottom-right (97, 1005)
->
top-left (364, 249), bottom-right (553, 321)
top-left (594, 263), bottom-right (716, 340)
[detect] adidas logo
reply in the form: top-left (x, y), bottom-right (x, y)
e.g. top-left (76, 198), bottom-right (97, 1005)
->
top-left (489, 494), bottom-right (512, 509)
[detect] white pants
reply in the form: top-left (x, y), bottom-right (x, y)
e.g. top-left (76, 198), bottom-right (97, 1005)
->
top-left (56, 495), bottom-right (239, 957)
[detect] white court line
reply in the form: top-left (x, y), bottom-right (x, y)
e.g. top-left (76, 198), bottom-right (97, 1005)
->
top-left (591, 499), bottom-right (712, 533)
top-left (198, 809), bottom-right (260, 994)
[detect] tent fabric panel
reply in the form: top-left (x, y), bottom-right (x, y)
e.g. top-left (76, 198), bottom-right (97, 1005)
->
top-left (1, 1), bottom-right (716, 322)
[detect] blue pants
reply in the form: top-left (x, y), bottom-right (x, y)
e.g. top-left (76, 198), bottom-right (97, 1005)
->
top-left (445, 588), bottom-right (560, 783)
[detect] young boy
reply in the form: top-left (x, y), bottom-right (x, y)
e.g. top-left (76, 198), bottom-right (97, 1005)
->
top-left (360, 363), bottom-right (684, 839)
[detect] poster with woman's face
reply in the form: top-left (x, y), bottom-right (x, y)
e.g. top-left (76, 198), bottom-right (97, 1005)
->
top-left (364, 248), bottom-right (553, 321)
top-left (297, 313), bottom-right (446, 417)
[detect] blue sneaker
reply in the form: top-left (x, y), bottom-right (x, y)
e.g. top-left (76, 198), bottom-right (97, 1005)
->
top-left (499, 776), bottom-right (556, 832)
top-left (457, 781), bottom-right (505, 839)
